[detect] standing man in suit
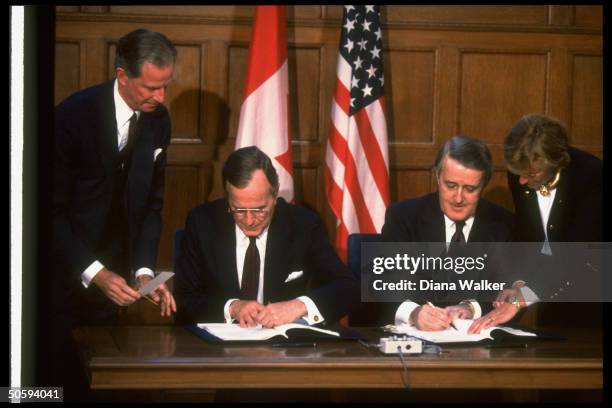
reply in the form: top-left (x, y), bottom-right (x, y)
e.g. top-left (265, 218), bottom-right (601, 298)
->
top-left (491, 113), bottom-right (603, 328)
top-left (381, 135), bottom-right (516, 332)
top-left (175, 146), bottom-right (359, 327)
top-left (47, 29), bottom-right (177, 396)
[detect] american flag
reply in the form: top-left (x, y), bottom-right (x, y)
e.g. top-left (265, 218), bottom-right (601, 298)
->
top-left (325, 5), bottom-right (390, 262)
top-left (236, 6), bottom-right (294, 202)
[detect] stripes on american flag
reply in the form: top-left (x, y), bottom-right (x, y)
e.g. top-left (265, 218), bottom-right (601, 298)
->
top-left (325, 5), bottom-right (390, 262)
top-left (235, 5), bottom-right (294, 202)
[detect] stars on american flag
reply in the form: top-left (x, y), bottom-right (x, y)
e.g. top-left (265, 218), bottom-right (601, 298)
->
top-left (339, 5), bottom-right (385, 115)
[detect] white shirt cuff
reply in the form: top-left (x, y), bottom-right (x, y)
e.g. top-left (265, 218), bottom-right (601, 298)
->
top-left (519, 286), bottom-right (540, 306)
top-left (81, 260), bottom-right (105, 288)
top-left (134, 267), bottom-right (155, 280)
top-left (297, 296), bottom-right (324, 325)
top-left (224, 298), bottom-right (239, 323)
top-left (457, 299), bottom-right (482, 319)
top-left (469, 300), bottom-right (482, 319)
top-left (395, 301), bottom-right (419, 326)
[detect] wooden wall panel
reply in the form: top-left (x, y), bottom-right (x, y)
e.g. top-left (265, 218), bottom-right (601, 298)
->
top-left (165, 45), bottom-right (203, 141)
top-left (293, 167), bottom-right (319, 213)
top-left (386, 50), bottom-right (436, 143)
top-left (570, 55), bottom-right (602, 149)
top-left (482, 170), bottom-right (514, 211)
top-left (574, 6), bottom-right (603, 27)
top-left (288, 46), bottom-right (321, 141)
top-left (54, 5), bottom-right (603, 277)
top-left (227, 45), bottom-right (249, 140)
top-left (158, 165), bottom-right (207, 269)
top-left (459, 52), bottom-right (548, 144)
top-left (54, 42), bottom-right (81, 105)
top-left (391, 170), bottom-right (432, 203)
top-left (109, 5), bottom-right (324, 20)
top-left (110, 5), bottom-right (257, 18)
top-left (383, 5), bottom-right (550, 26)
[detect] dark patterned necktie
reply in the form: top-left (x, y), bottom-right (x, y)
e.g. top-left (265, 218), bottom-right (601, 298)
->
top-left (241, 236), bottom-right (260, 300)
top-left (446, 220), bottom-right (466, 257)
top-left (451, 220), bottom-right (466, 244)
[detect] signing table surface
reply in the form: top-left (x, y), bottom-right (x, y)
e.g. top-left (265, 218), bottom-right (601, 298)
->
top-left (73, 326), bottom-right (602, 390)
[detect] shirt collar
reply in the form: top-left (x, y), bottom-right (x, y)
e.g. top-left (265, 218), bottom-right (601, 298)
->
top-left (235, 224), bottom-right (269, 245)
top-left (443, 213), bottom-right (475, 240)
top-left (113, 79), bottom-right (140, 128)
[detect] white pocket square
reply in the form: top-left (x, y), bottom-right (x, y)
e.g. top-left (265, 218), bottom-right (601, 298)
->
top-left (154, 148), bottom-right (163, 161)
top-left (284, 270), bottom-right (303, 283)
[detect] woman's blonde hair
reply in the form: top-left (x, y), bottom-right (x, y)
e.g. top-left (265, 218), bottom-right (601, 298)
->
top-left (503, 114), bottom-right (570, 175)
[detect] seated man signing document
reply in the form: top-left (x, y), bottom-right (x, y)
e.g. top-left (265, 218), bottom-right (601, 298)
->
top-left (381, 136), bottom-right (515, 333)
top-left (175, 146), bottom-right (359, 327)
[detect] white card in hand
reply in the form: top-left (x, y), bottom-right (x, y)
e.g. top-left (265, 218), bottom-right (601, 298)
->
top-left (138, 271), bottom-right (174, 296)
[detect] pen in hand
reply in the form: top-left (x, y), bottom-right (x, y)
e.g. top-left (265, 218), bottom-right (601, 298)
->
top-left (132, 284), bottom-right (159, 307)
top-left (426, 301), bottom-right (458, 330)
top-left (143, 294), bottom-right (159, 306)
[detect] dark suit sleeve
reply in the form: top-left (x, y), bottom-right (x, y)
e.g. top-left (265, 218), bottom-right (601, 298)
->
top-left (175, 209), bottom-right (232, 324)
top-left (52, 104), bottom-right (100, 285)
top-left (132, 112), bottom-right (171, 270)
top-left (565, 164), bottom-right (602, 242)
top-left (381, 202), bottom-right (410, 242)
top-left (302, 216), bottom-right (360, 324)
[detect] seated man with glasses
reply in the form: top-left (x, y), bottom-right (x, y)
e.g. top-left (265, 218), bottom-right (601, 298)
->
top-left (175, 146), bottom-right (359, 327)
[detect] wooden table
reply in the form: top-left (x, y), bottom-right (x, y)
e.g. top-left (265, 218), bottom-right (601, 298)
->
top-left (73, 326), bottom-right (602, 392)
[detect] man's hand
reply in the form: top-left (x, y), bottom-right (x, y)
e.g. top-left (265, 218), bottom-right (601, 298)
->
top-left (91, 268), bottom-right (141, 306)
top-left (230, 300), bottom-right (265, 327)
top-left (411, 304), bottom-right (452, 331)
top-left (256, 299), bottom-right (307, 328)
top-left (136, 275), bottom-right (177, 317)
top-left (468, 302), bottom-right (519, 334)
top-left (444, 304), bottom-right (473, 321)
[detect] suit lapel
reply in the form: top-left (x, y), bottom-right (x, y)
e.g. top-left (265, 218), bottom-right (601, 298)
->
top-left (262, 199), bottom-right (290, 303)
top-left (217, 202), bottom-right (240, 292)
top-left (471, 202), bottom-right (494, 242)
top-left (546, 167), bottom-right (569, 241)
top-left (97, 81), bottom-right (119, 182)
top-left (420, 193), bottom-right (445, 242)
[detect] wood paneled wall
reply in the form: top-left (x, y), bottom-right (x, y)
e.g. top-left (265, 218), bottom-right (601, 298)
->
top-left (55, 5), bottom-right (602, 271)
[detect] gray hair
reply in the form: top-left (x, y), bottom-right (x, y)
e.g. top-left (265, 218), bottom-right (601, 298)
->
top-left (114, 29), bottom-right (177, 78)
top-left (434, 135), bottom-right (492, 189)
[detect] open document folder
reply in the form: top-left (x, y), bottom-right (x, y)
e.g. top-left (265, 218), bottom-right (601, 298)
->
top-left (197, 323), bottom-right (339, 341)
top-left (392, 318), bottom-right (537, 344)
top-left (187, 323), bottom-right (367, 343)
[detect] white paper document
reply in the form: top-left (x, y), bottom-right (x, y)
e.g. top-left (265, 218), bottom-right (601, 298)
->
top-left (392, 318), bottom-right (537, 343)
top-left (138, 271), bottom-right (174, 296)
top-left (197, 323), bottom-right (340, 341)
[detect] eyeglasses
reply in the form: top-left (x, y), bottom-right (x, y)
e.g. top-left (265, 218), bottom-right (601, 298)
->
top-left (228, 205), bottom-right (272, 218)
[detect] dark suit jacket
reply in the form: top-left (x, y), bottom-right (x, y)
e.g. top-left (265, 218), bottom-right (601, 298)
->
top-left (382, 192), bottom-right (514, 243)
top-left (175, 198), bottom-right (360, 325)
top-left (507, 147), bottom-right (603, 322)
top-left (374, 192), bottom-right (514, 324)
top-left (508, 146), bottom-right (602, 243)
top-left (52, 80), bottom-right (171, 322)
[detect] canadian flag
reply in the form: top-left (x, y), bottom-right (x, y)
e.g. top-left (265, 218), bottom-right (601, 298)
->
top-left (235, 5), bottom-right (294, 202)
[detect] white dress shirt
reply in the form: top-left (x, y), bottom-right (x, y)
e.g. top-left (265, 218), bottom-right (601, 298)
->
top-left (537, 188), bottom-right (557, 256)
top-left (394, 214), bottom-right (482, 325)
top-left (81, 80), bottom-right (153, 288)
top-left (223, 225), bottom-right (323, 325)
